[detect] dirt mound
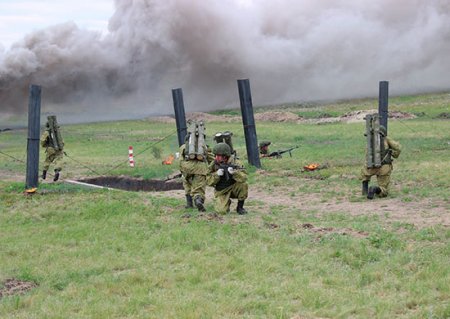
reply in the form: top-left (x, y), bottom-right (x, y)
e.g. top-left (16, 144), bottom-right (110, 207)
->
top-left (388, 111), bottom-right (417, 120)
top-left (147, 112), bottom-right (239, 123)
top-left (0, 279), bottom-right (37, 298)
top-left (341, 109), bottom-right (416, 123)
top-left (254, 111), bottom-right (302, 122)
top-left (340, 110), bottom-right (377, 123)
top-left (147, 110), bottom-right (416, 124)
top-left (186, 112), bottom-right (239, 123)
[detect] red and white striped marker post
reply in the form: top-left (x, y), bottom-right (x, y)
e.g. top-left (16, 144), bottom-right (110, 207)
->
top-left (128, 146), bottom-right (135, 167)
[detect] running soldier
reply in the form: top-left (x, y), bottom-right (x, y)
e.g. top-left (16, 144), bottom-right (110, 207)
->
top-left (40, 116), bottom-right (65, 182)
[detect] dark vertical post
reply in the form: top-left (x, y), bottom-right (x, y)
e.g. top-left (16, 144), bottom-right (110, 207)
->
top-left (237, 79), bottom-right (261, 168)
top-left (25, 84), bottom-right (42, 189)
top-left (172, 88), bottom-right (187, 146)
top-left (378, 81), bottom-right (389, 133)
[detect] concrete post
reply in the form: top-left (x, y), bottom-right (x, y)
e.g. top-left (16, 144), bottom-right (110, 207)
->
top-left (26, 84), bottom-right (42, 189)
top-left (172, 88), bottom-right (187, 146)
top-left (237, 79), bottom-right (261, 168)
top-left (378, 81), bottom-right (389, 133)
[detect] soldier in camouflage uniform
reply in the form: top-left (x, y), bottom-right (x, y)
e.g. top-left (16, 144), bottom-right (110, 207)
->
top-left (259, 140), bottom-right (271, 157)
top-left (207, 143), bottom-right (248, 215)
top-left (361, 125), bottom-right (401, 199)
top-left (40, 118), bottom-right (64, 181)
top-left (179, 139), bottom-right (214, 211)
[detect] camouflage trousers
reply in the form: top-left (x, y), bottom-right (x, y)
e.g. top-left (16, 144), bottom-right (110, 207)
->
top-left (43, 148), bottom-right (64, 171)
top-left (182, 174), bottom-right (207, 200)
top-left (360, 164), bottom-right (393, 197)
top-left (213, 182), bottom-right (248, 215)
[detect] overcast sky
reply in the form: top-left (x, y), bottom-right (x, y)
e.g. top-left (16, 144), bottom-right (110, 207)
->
top-left (0, 0), bottom-right (113, 50)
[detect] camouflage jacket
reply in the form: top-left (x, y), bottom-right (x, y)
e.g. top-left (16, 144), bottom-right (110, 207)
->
top-left (385, 137), bottom-right (401, 159)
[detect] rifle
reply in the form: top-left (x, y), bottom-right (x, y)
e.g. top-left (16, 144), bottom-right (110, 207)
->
top-left (217, 163), bottom-right (245, 181)
top-left (267, 146), bottom-right (299, 158)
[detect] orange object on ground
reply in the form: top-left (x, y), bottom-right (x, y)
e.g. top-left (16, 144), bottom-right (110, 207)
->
top-left (162, 154), bottom-right (174, 165)
top-left (303, 163), bottom-right (320, 171)
top-left (24, 188), bottom-right (37, 194)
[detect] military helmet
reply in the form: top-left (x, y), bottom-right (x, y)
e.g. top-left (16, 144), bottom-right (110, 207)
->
top-left (259, 140), bottom-right (271, 148)
top-left (213, 142), bottom-right (231, 156)
top-left (379, 125), bottom-right (387, 136)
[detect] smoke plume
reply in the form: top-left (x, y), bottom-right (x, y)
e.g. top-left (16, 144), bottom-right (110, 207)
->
top-left (1, 0), bottom-right (450, 122)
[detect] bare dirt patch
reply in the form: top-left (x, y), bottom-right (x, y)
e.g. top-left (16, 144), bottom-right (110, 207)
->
top-left (0, 278), bottom-right (37, 298)
top-left (254, 111), bottom-right (302, 122)
top-left (0, 171), bottom-right (24, 182)
top-left (186, 112), bottom-right (239, 123)
top-left (148, 112), bottom-right (240, 123)
top-left (147, 109), bottom-right (417, 125)
top-left (157, 181), bottom-right (449, 230)
top-left (249, 187), bottom-right (449, 229)
top-left (340, 109), bottom-right (416, 123)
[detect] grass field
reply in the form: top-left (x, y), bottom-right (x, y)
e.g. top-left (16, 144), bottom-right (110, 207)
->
top-left (0, 92), bottom-right (449, 318)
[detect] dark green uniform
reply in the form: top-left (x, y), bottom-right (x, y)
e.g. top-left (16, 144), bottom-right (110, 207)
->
top-left (361, 136), bottom-right (401, 197)
top-left (206, 157), bottom-right (248, 215)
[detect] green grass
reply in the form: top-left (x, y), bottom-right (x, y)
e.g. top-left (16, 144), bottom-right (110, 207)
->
top-left (0, 92), bottom-right (449, 318)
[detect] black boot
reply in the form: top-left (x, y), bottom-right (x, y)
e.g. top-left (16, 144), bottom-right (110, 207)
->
top-left (42, 170), bottom-right (47, 180)
top-left (194, 196), bottom-right (206, 212)
top-left (367, 186), bottom-right (381, 200)
top-left (53, 170), bottom-right (60, 182)
top-left (236, 200), bottom-right (247, 215)
top-left (185, 195), bottom-right (193, 208)
top-left (362, 181), bottom-right (369, 195)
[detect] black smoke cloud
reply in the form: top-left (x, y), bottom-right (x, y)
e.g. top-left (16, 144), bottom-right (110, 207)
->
top-left (1, 0), bottom-right (450, 121)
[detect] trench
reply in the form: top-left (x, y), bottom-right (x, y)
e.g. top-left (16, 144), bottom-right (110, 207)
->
top-left (76, 176), bottom-right (183, 192)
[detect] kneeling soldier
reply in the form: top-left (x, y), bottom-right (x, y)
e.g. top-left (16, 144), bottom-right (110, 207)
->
top-left (207, 143), bottom-right (248, 215)
top-left (361, 124), bottom-right (401, 199)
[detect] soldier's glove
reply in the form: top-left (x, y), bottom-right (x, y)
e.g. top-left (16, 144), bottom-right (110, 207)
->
top-left (227, 167), bottom-right (236, 175)
top-left (217, 168), bottom-right (225, 176)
